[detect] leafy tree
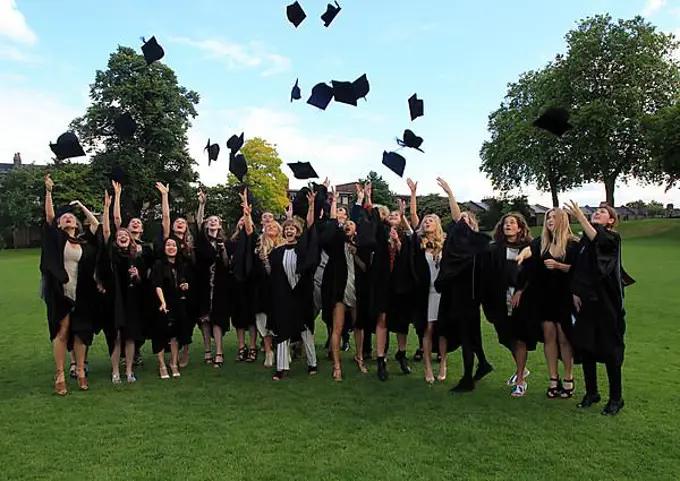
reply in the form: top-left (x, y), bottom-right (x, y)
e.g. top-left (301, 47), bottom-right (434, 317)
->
top-left (70, 46), bottom-right (200, 221)
top-left (625, 200), bottom-right (647, 211)
top-left (644, 101), bottom-right (680, 190)
top-left (647, 200), bottom-right (665, 217)
top-left (563, 14), bottom-right (680, 205)
top-left (416, 194), bottom-right (449, 220)
top-left (358, 171), bottom-right (396, 208)
top-left (480, 62), bottom-right (582, 207)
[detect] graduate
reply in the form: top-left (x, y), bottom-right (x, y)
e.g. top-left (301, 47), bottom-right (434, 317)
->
top-left (481, 213), bottom-right (536, 396)
top-left (269, 189), bottom-right (319, 381)
top-left (565, 202), bottom-right (632, 416)
top-left (151, 236), bottom-right (190, 379)
top-left (41, 174), bottom-right (101, 394)
top-left (516, 208), bottom-right (580, 399)
top-left (434, 177), bottom-right (494, 392)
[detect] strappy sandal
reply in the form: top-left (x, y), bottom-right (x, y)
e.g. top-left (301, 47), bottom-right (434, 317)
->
top-left (332, 366), bottom-right (343, 382)
top-left (437, 364), bottom-right (447, 382)
top-left (272, 370), bottom-right (287, 381)
top-left (170, 365), bottom-right (181, 378)
top-left (354, 356), bottom-right (368, 374)
top-left (159, 365), bottom-right (170, 380)
top-left (111, 374), bottom-right (122, 385)
top-left (546, 377), bottom-right (562, 399)
top-left (413, 348), bottom-right (424, 362)
top-left (560, 379), bottom-right (575, 399)
top-left (204, 350), bottom-right (213, 364)
top-left (246, 348), bottom-right (257, 363)
top-left (214, 354), bottom-right (224, 369)
top-left (263, 351), bottom-right (274, 368)
top-left (54, 371), bottom-right (68, 396)
top-left (78, 375), bottom-right (88, 391)
top-left (236, 346), bottom-right (248, 362)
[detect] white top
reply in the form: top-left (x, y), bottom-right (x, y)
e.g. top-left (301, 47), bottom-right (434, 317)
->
top-left (283, 248), bottom-right (300, 290)
top-left (425, 251), bottom-right (441, 322)
top-left (342, 243), bottom-right (357, 308)
top-left (63, 243), bottom-right (82, 301)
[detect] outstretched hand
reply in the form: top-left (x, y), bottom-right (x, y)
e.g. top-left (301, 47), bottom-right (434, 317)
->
top-left (112, 180), bottom-right (122, 195)
top-left (406, 178), bottom-right (417, 193)
top-left (436, 177), bottom-right (452, 196)
top-left (44, 174), bottom-right (54, 191)
top-left (155, 182), bottom-right (170, 195)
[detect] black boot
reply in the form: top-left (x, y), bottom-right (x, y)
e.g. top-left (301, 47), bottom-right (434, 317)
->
top-left (473, 362), bottom-right (494, 382)
top-left (450, 376), bottom-right (475, 393)
top-left (395, 350), bottom-right (411, 374)
top-left (601, 399), bottom-right (625, 416)
top-left (576, 392), bottom-right (601, 409)
top-left (376, 357), bottom-right (389, 381)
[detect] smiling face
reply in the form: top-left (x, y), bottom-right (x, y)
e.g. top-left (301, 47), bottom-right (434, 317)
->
top-left (58, 212), bottom-right (77, 230)
top-left (128, 218), bottom-right (144, 235)
top-left (503, 215), bottom-right (520, 240)
top-left (265, 222), bottom-right (281, 238)
top-left (206, 215), bottom-right (221, 231)
top-left (283, 223), bottom-right (298, 241)
top-left (165, 238), bottom-right (178, 257)
top-left (344, 220), bottom-right (356, 237)
top-left (116, 229), bottom-right (131, 248)
top-left (388, 210), bottom-right (401, 227)
top-left (173, 218), bottom-right (187, 235)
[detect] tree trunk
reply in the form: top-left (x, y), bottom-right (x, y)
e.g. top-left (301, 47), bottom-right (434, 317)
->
top-left (549, 179), bottom-right (559, 207)
top-left (604, 177), bottom-right (616, 206)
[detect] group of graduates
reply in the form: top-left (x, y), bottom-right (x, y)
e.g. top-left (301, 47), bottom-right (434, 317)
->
top-left (40, 171), bottom-right (632, 416)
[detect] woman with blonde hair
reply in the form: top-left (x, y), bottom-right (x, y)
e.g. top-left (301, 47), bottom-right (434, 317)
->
top-left (517, 207), bottom-right (579, 399)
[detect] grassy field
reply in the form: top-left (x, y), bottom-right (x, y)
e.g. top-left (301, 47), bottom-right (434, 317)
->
top-left (0, 219), bottom-right (679, 481)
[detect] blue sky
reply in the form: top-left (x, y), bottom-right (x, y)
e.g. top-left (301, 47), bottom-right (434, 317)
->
top-left (1, 0), bottom-right (679, 206)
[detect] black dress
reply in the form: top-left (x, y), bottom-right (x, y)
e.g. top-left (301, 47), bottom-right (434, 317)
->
top-left (150, 258), bottom-right (189, 354)
top-left (570, 227), bottom-right (630, 365)
top-left (227, 230), bottom-right (255, 330)
top-left (40, 221), bottom-right (100, 346)
top-left (481, 240), bottom-right (538, 351)
top-left (410, 235), bottom-right (443, 348)
top-left (269, 229), bottom-right (319, 345)
top-left (194, 228), bottom-right (231, 332)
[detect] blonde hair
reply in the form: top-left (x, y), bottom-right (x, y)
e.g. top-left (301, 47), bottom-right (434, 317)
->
top-left (256, 221), bottom-right (285, 257)
top-left (373, 204), bottom-right (389, 221)
top-left (541, 208), bottom-right (577, 259)
top-left (417, 214), bottom-right (444, 259)
top-left (461, 211), bottom-right (479, 232)
top-left (282, 217), bottom-right (304, 237)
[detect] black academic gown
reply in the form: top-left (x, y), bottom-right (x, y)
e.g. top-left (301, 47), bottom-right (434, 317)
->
top-left (194, 228), bottom-right (231, 332)
top-left (269, 228), bottom-right (319, 345)
top-left (150, 258), bottom-right (189, 353)
top-left (227, 229), bottom-right (255, 330)
top-left (570, 226), bottom-right (632, 365)
top-left (40, 221), bottom-right (100, 346)
top-left (434, 219), bottom-right (491, 351)
top-left (409, 234), bottom-right (443, 348)
top-left (481, 240), bottom-right (538, 351)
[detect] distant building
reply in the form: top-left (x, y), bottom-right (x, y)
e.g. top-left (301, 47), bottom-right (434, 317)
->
top-left (0, 152), bottom-right (22, 175)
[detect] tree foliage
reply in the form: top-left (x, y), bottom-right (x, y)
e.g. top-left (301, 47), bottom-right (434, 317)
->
top-left (358, 171), bottom-right (396, 208)
top-left (645, 101), bottom-right (680, 190)
top-left (70, 46), bottom-right (200, 221)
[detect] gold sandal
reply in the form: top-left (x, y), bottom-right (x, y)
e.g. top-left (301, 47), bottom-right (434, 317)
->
top-left (354, 356), bottom-right (368, 374)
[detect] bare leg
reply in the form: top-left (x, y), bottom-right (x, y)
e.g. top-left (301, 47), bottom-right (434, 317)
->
top-left (73, 338), bottom-right (87, 379)
top-left (213, 325), bottom-right (223, 357)
top-left (423, 323), bottom-right (434, 383)
top-left (248, 326), bottom-right (257, 350)
top-left (557, 323), bottom-right (574, 394)
top-left (201, 321), bottom-right (212, 361)
top-left (170, 339), bottom-right (180, 376)
top-left (331, 303), bottom-right (345, 379)
top-left (157, 350), bottom-right (169, 378)
top-left (513, 340), bottom-right (528, 385)
top-left (53, 315), bottom-right (70, 388)
top-left (543, 322), bottom-right (560, 393)
top-left (236, 328), bottom-right (246, 350)
top-left (376, 313), bottom-right (388, 357)
top-left (438, 335), bottom-right (448, 380)
top-left (124, 340), bottom-right (135, 377)
top-left (111, 332), bottom-right (122, 379)
top-left (350, 308), bottom-right (366, 373)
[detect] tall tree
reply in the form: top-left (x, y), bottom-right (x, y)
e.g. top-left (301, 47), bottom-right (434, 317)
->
top-left (563, 14), bottom-right (680, 205)
top-left (358, 171), bottom-right (396, 208)
top-left (70, 46), bottom-right (200, 220)
top-left (644, 101), bottom-right (680, 191)
top-left (480, 62), bottom-right (582, 207)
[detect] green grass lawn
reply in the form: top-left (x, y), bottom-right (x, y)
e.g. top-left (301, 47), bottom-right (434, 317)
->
top-left (1, 219), bottom-right (679, 481)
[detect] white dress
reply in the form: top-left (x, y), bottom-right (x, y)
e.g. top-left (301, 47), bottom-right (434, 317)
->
top-left (426, 251), bottom-right (441, 322)
top-left (63, 243), bottom-right (82, 301)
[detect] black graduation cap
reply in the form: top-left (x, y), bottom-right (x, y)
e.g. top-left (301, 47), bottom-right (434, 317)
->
top-left (141, 36), bottom-right (165, 65)
top-left (396, 129), bottom-right (424, 153)
top-left (229, 152), bottom-right (248, 182)
top-left (55, 204), bottom-right (75, 219)
top-left (110, 166), bottom-right (126, 185)
top-left (291, 78), bottom-right (302, 102)
top-left (286, 1), bottom-right (307, 28)
top-left (113, 112), bottom-right (137, 138)
top-left (332, 80), bottom-right (357, 106)
top-left (226, 132), bottom-right (245, 153)
top-left (321, 1), bottom-right (342, 27)
top-left (205, 139), bottom-right (220, 166)
top-left (408, 94), bottom-right (424, 121)
top-left (292, 186), bottom-right (311, 218)
top-left (352, 74), bottom-right (370, 101)
top-left (307, 82), bottom-right (334, 110)
top-left (382, 151), bottom-right (406, 177)
top-left (533, 107), bottom-right (572, 137)
top-left (49, 132), bottom-right (85, 160)
top-left (288, 161), bottom-right (318, 180)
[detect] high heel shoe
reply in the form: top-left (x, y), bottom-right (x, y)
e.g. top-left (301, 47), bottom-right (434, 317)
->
top-left (54, 371), bottom-right (68, 396)
top-left (170, 365), bottom-right (181, 378)
top-left (332, 366), bottom-right (343, 382)
top-left (159, 365), bottom-right (170, 380)
top-left (354, 356), bottom-right (368, 374)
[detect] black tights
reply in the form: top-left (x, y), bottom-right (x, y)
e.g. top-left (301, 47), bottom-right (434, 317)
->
top-left (582, 353), bottom-right (622, 401)
top-left (462, 321), bottom-right (488, 380)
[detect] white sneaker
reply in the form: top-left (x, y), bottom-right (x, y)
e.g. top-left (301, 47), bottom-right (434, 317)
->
top-left (507, 369), bottom-right (531, 386)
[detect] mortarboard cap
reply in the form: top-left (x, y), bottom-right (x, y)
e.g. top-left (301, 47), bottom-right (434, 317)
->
top-left (291, 78), bottom-right (302, 102)
top-left (533, 107), bottom-right (572, 137)
top-left (141, 36), bottom-right (165, 66)
top-left (292, 186), bottom-right (312, 218)
top-left (113, 112), bottom-right (137, 138)
top-left (352, 74), bottom-right (370, 101)
top-left (307, 82), bottom-right (334, 110)
top-left (382, 151), bottom-right (406, 177)
top-left (49, 132), bottom-right (86, 161)
top-left (321, 1), bottom-right (342, 27)
top-left (286, 1), bottom-right (307, 28)
top-left (205, 139), bottom-right (220, 166)
top-left (408, 94), bottom-right (424, 121)
top-left (288, 161), bottom-right (318, 180)
top-left (55, 204), bottom-right (75, 219)
top-left (226, 132), bottom-right (245, 153)
top-left (332, 80), bottom-right (358, 106)
top-left (229, 152), bottom-right (248, 182)
top-left (396, 129), bottom-right (424, 153)
top-left (110, 166), bottom-right (126, 185)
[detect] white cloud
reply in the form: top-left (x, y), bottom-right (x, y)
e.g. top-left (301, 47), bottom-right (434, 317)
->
top-left (168, 37), bottom-right (290, 76)
top-left (0, 0), bottom-right (37, 45)
top-left (642, 0), bottom-right (667, 16)
top-left (0, 85), bottom-right (86, 165)
top-left (0, 44), bottom-right (39, 63)
top-left (188, 106), bottom-right (382, 188)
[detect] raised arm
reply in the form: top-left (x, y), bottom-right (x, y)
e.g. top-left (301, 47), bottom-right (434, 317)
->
top-left (306, 190), bottom-right (317, 228)
top-left (406, 178), bottom-right (419, 227)
top-left (564, 200), bottom-right (597, 241)
top-left (329, 186), bottom-right (337, 220)
top-left (240, 188), bottom-right (254, 235)
top-left (70, 200), bottom-right (100, 235)
top-left (112, 181), bottom-right (122, 230)
top-left (437, 177), bottom-right (461, 222)
top-left (196, 188), bottom-right (206, 226)
top-left (102, 190), bottom-right (112, 243)
top-left (155, 182), bottom-right (171, 239)
top-left (44, 174), bottom-right (55, 224)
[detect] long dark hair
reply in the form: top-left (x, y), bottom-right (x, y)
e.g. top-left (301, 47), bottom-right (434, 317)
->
top-left (492, 212), bottom-right (532, 245)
